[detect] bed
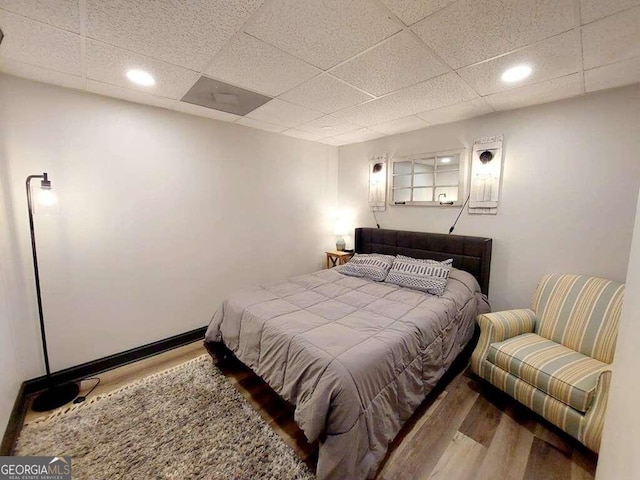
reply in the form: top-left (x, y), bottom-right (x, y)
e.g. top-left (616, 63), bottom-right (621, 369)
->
top-left (204, 228), bottom-right (492, 479)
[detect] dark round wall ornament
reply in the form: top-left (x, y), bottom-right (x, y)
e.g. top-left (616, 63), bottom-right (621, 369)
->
top-left (479, 150), bottom-right (494, 164)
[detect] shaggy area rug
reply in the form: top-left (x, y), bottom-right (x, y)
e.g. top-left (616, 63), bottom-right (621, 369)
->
top-left (16, 355), bottom-right (315, 480)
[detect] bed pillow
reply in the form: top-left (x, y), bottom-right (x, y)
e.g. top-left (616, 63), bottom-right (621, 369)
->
top-left (384, 255), bottom-right (453, 296)
top-left (340, 253), bottom-right (395, 282)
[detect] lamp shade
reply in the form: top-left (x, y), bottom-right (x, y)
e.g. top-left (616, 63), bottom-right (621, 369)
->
top-left (33, 183), bottom-right (59, 215)
top-left (334, 218), bottom-right (348, 236)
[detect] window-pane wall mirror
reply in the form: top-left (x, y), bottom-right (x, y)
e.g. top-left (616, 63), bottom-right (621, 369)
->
top-left (390, 149), bottom-right (464, 206)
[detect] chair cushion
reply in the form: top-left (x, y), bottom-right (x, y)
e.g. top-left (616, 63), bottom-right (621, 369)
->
top-left (487, 333), bottom-right (608, 413)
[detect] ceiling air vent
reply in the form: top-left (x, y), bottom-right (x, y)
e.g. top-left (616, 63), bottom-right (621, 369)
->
top-left (180, 76), bottom-right (272, 116)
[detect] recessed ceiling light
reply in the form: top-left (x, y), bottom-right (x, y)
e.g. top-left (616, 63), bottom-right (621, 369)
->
top-left (440, 157), bottom-right (451, 163)
top-left (126, 69), bottom-right (155, 87)
top-left (501, 65), bottom-right (532, 83)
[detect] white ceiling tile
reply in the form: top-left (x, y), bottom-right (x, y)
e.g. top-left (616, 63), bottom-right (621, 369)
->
top-left (0, 0), bottom-right (79, 32)
top-left (412, 0), bottom-right (574, 69)
top-left (281, 129), bottom-right (325, 141)
top-left (580, 0), bottom-right (640, 24)
top-left (204, 33), bottom-right (320, 97)
top-left (458, 31), bottom-right (581, 96)
top-left (334, 73), bottom-right (478, 126)
top-left (330, 31), bottom-right (448, 96)
top-left (0, 10), bottom-right (81, 75)
top-left (172, 101), bottom-right (240, 122)
top-left (86, 80), bottom-right (176, 109)
top-left (0, 58), bottom-right (83, 90)
top-left (585, 57), bottom-right (640, 93)
top-left (3, 0), bottom-right (623, 125)
top-left (379, 0), bottom-right (457, 26)
top-left (582, 6), bottom-right (640, 70)
top-left (484, 73), bottom-right (583, 111)
top-left (236, 116), bottom-right (288, 133)
top-left (85, 40), bottom-right (200, 99)
top-left (246, 98), bottom-right (323, 127)
top-left (245, 0), bottom-right (402, 69)
top-left (296, 115), bottom-right (361, 137)
top-left (416, 98), bottom-right (494, 124)
top-left (329, 128), bottom-right (385, 145)
top-left (370, 115), bottom-right (429, 134)
top-left (279, 74), bottom-right (373, 114)
top-left (85, 0), bottom-right (264, 71)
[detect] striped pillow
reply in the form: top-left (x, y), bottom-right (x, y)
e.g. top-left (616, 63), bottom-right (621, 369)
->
top-left (340, 253), bottom-right (395, 282)
top-left (385, 255), bottom-right (453, 296)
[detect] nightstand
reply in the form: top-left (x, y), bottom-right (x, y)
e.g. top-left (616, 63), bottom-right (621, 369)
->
top-left (326, 250), bottom-right (354, 269)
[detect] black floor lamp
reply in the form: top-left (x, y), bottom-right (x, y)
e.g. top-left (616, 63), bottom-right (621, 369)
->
top-left (26, 172), bottom-right (79, 411)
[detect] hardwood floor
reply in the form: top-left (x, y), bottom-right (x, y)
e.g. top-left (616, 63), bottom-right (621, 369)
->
top-left (216, 347), bottom-right (598, 480)
top-left (22, 341), bottom-right (598, 479)
top-left (377, 372), bottom-right (597, 480)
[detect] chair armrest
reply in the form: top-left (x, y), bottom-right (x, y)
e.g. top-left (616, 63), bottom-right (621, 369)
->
top-left (477, 309), bottom-right (537, 341)
top-left (581, 369), bottom-right (613, 452)
top-left (470, 309), bottom-right (537, 376)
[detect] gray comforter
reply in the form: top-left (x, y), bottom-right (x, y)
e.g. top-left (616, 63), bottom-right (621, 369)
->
top-left (205, 267), bottom-right (490, 479)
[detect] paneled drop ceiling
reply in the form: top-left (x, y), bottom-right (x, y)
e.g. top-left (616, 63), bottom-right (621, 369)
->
top-left (0, 0), bottom-right (639, 146)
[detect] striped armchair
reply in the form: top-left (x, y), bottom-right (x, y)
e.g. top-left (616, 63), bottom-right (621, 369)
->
top-left (471, 274), bottom-right (624, 452)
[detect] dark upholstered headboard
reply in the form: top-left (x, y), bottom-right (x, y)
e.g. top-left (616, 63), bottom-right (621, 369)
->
top-left (354, 228), bottom-right (492, 295)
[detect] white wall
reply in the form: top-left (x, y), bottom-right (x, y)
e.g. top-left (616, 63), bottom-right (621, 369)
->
top-left (0, 271), bottom-right (20, 437)
top-left (338, 85), bottom-right (640, 311)
top-left (596, 189), bottom-right (640, 480)
top-left (0, 274), bottom-right (20, 439)
top-left (0, 74), bottom-right (338, 384)
top-left (0, 218), bottom-right (21, 438)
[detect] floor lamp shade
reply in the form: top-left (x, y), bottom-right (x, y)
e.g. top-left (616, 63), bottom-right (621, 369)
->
top-left (26, 173), bottom-right (79, 411)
